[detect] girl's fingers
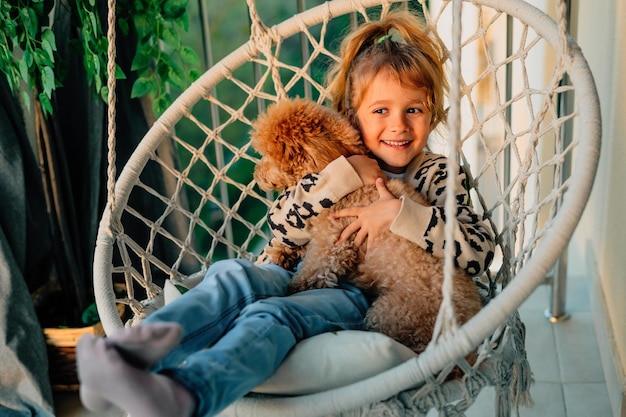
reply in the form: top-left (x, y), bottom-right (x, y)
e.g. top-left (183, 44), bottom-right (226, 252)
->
top-left (335, 220), bottom-right (361, 246)
top-left (375, 177), bottom-right (394, 199)
top-left (333, 207), bottom-right (362, 219)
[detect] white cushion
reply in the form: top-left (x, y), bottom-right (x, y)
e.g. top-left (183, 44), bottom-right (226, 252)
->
top-left (253, 330), bottom-right (416, 395)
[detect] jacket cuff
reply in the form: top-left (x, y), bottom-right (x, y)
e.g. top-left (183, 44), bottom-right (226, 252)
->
top-left (323, 156), bottom-right (364, 200)
top-left (389, 196), bottom-right (431, 245)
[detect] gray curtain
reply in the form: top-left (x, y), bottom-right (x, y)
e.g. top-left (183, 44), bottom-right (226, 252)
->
top-left (0, 75), bottom-right (55, 416)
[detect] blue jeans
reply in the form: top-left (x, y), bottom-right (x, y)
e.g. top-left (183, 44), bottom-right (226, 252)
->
top-left (145, 259), bottom-right (369, 417)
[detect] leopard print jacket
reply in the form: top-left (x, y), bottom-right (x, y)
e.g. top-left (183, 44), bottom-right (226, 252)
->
top-left (256, 152), bottom-right (495, 277)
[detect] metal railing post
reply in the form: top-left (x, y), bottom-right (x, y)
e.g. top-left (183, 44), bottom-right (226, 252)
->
top-left (545, 0), bottom-right (575, 323)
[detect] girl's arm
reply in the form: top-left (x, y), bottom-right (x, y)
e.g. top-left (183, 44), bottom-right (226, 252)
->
top-left (265, 156), bottom-right (365, 247)
top-left (391, 154), bottom-right (495, 276)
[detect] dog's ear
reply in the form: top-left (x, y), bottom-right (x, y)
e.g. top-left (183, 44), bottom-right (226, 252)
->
top-left (288, 99), bottom-right (366, 164)
top-left (318, 106), bottom-right (367, 157)
top-left (254, 160), bottom-right (293, 191)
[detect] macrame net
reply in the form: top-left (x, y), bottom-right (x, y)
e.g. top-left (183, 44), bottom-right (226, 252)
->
top-left (94, 0), bottom-right (600, 415)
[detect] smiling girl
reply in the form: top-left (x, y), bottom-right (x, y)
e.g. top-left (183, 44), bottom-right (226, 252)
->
top-left (266, 11), bottom-right (495, 274)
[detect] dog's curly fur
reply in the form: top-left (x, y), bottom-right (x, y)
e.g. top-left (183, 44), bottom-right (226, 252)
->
top-left (251, 98), bottom-right (482, 354)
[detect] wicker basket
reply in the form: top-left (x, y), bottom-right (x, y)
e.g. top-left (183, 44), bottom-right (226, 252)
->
top-left (44, 324), bottom-right (105, 391)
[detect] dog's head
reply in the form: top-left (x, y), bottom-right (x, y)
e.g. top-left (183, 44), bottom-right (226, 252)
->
top-left (251, 98), bottom-right (366, 191)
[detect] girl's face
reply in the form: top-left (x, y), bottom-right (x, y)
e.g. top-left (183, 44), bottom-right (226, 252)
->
top-left (355, 71), bottom-right (432, 174)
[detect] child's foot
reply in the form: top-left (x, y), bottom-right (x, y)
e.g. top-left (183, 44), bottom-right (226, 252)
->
top-left (76, 332), bottom-right (195, 417)
top-left (109, 322), bottom-right (183, 368)
top-left (77, 323), bottom-right (184, 413)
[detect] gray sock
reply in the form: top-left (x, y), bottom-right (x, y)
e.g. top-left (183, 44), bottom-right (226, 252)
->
top-left (109, 322), bottom-right (183, 368)
top-left (77, 322), bottom-right (187, 414)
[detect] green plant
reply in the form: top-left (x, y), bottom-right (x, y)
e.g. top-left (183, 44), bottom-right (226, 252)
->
top-left (0, 0), bottom-right (201, 117)
top-left (71, 0), bottom-right (117, 105)
top-left (0, 0), bottom-right (58, 115)
top-left (120, 0), bottom-right (201, 115)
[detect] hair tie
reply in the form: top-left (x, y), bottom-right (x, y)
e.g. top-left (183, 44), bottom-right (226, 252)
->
top-left (375, 28), bottom-right (405, 45)
top-left (376, 33), bottom-right (392, 44)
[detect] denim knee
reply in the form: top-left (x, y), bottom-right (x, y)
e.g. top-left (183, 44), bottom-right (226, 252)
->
top-left (235, 289), bottom-right (367, 343)
top-left (200, 258), bottom-right (292, 298)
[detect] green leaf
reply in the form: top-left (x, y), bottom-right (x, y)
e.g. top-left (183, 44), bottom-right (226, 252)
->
top-left (84, 53), bottom-right (95, 79)
top-left (131, 48), bottom-right (151, 72)
top-left (42, 28), bottom-right (56, 51)
top-left (133, 13), bottom-right (150, 39)
top-left (152, 93), bottom-right (172, 116)
top-left (115, 64), bottom-right (127, 80)
top-left (88, 11), bottom-right (97, 33)
top-left (38, 92), bottom-right (53, 117)
top-left (94, 68), bottom-right (102, 93)
top-left (26, 8), bottom-right (38, 37)
top-left (133, 0), bottom-right (147, 14)
top-left (100, 86), bottom-right (109, 103)
top-left (175, 13), bottom-right (189, 32)
top-left (131, 76), bottom-right (155, 98)
top-left (160, 26), bottom-right (180, 48)
top-left (23, 48), bottom-right (33, 67)
top-left (36, 46), bottom-right (54, 66)
top-left (167, 65), bottom-right (185, 89)
top-left (156, 57), bottom-right (172, 79)
top-left (0, 31), bottom-right (8, 52)
top-left (18, 58), bottom-right (28, 82)
top-left (174, 284), bottom-right (189, 294)
top-left (41, 65), bottom-right (55, 97)
top-left (33, 2), bottom-right (43, 19)
top-left (180, 46), bottom-right (200, 66)
top-left (92, 54), bottom-right (100, 78)
top-left (0, 43), bottom-right (8, 65)
top-left (188, 68), bottom-right (201, 82)
top-left (162, 0), bottom-right (188, 20)
top-left (42, 39), bottom-right (54, 64)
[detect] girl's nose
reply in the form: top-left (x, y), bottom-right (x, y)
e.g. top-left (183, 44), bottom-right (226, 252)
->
top-left (390, 113), bottom-right (409, 132)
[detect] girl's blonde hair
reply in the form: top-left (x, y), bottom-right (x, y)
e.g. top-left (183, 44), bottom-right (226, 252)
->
top-left (326, 11), bottom-right (448, 130)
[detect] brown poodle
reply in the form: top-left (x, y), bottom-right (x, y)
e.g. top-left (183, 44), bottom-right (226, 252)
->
top-left (251, 98), bottom-right (482, 354)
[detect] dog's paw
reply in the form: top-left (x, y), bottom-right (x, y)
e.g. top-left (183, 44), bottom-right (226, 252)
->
top-left (287, 279), bottom-right (309, 294)
top-left (288, 271), bottom-right (339, 294)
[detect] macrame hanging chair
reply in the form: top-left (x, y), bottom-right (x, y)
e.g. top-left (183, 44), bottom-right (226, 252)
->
top-left (94, 0), bottom-right (601, 415)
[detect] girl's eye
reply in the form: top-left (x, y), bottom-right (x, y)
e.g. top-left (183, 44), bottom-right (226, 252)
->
top-left (373, 108), bottom-right (387, 114)
top-left (408, 107), bottom-right (423, 114)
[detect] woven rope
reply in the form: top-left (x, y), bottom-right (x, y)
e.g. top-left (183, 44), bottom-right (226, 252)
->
top-left (106, 0), bottom-right (117, 213)
top-left (436, 0), bottom-right (462, 348)
top-left (96, 0), bottom-right (601, 415)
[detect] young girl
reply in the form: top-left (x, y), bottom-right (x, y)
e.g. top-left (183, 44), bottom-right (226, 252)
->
top-left (76, 10), bottom-right (495, 417)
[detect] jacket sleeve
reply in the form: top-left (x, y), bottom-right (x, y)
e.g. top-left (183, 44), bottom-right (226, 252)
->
top-left (266, 156), bottom-right (363, 247)
top-left (390, 154), bottom-right (496, 276)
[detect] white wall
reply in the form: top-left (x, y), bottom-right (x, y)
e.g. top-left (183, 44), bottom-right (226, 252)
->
top-left (570, 0), bottom-right (626, 414)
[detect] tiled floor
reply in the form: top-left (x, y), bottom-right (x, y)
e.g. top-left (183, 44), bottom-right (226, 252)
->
top-left (54, 274), bottom-right (613, 417)
top-left (461, 274), bottom-right (613, 417)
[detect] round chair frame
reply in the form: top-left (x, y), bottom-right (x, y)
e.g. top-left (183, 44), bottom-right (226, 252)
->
top-left (93, 0), bottom-right (601, 415)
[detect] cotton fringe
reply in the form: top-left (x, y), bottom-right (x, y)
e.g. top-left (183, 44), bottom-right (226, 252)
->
top-left (508, 313), bottom-right (535, 415)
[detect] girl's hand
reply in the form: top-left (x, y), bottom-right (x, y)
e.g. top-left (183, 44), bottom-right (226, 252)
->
top-left (346, 155), bottom-right (385, 186)
top-left (333, 178), bottom-right (401, 250)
